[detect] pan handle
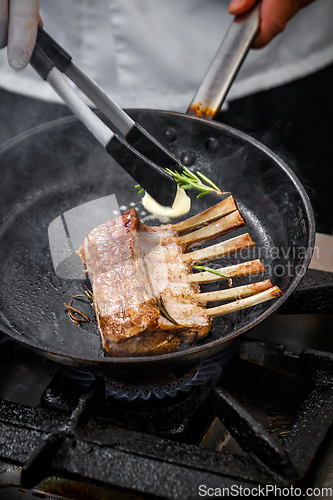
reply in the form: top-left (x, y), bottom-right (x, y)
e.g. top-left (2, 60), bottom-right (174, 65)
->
top-left (187, 2), bottom-right (261, 120)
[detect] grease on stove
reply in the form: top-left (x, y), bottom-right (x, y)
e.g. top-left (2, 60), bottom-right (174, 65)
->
top-left (40, 476), bottom-right (147, 500)
top-left (1, 476), bottom-right (146, 500)
top-left (200, 355), bottom-right (306, 454)
top-left (266, 402), bottom-right (295, 439)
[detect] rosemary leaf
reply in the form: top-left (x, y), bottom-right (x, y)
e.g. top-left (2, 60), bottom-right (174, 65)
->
top-left (156, 296), bottom-right (179, 325)
top-left (136, 165), bottom-right (223, 200)
top-left (84, 286), bottom-right (93, 299)
top-left (193, 265), bottom-right (228, 278)
top-left (196, 191), bottom-right (210, 198)
top-left (72, 287), bottom-right (93, 302)
top-left (165, 167), bottom-right (222, 197)
top-left (196, 171), bottom-right (221, 192)
top-left (193, 266), bottom-right (233, 287)
top-left (183, 166), bottom-right (198, 180)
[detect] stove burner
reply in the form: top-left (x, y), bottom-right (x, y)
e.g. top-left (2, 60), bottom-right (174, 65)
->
top-left (105, 355), bottom-right (228, 400)
top-left (105, 363), bottom-right (199, 400)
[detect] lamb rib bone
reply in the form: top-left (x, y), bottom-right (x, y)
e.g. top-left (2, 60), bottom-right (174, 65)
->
top-left (182, 233), bottom-right (255, 264)
top-left (206, 286), bottom-right (283, 318)
top-left (173, 195), bottom-right (238, 233)
top-left (197, 280), bottom-right (273, 303)
top-left (176, 210), bottom-right (245, 246)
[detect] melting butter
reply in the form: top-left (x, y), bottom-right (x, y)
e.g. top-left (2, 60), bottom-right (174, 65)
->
top-left (142, 187), bottom-right (191, 218)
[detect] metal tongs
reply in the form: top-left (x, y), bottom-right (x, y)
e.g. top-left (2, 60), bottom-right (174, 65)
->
top-left (30, 26), bottom-right (181, 207)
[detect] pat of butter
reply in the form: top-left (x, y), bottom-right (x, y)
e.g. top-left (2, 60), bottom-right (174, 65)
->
top-left (142, 187), bottom-right (191, 218)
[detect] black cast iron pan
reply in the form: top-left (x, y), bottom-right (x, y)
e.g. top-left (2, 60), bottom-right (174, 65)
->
top-left (0, 5), bottom-right (319, 378)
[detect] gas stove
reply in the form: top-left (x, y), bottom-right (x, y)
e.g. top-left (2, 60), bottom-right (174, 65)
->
top-left (1, 310), bottom-right (333, 500)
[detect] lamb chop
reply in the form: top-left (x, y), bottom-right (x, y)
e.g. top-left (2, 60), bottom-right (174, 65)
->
top-left (77, 196), bottom-right (282, 357)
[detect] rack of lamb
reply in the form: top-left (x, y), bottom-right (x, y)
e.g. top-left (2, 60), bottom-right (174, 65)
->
top-left (77, 196), bottom-right (282, 357)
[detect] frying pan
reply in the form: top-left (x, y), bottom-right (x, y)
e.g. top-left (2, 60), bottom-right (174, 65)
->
top-left (0, 6), bottom-right (316, 378)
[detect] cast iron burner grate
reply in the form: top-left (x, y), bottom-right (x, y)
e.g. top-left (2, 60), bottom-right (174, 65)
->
top-left (40, 353), bottom-right (229, 438)
top-left (1, 336), bottom-right (333, 499)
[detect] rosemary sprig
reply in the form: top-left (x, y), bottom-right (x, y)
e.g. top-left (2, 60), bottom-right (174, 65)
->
top-left (64, 299), bottom-right (90, 325)
top-left (135, 167), bottom-right (224, 199)
top-left (66, 287), bottom-right (93, 325)
top-left (193, 266), bottom-right (233, 287)
top-left (85, 286), bottom-right (93, 299)
top-left (155, 296), bottom-right (179, 325)
top-left (193, 265), bottom-right (228, 277)
top-left (165, 167), bottom-right (222, 198)
top-left (73, 286), bottom-right (93, 301)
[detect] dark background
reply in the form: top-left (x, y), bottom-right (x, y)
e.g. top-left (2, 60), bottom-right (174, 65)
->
top-left (220, 63), bottom-right (333, 235)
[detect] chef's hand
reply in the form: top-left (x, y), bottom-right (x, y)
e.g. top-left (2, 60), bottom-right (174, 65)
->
top-left (0, 0), bottom-right (41, 70)
top-left (229, 0), bottom-right (316, 48)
